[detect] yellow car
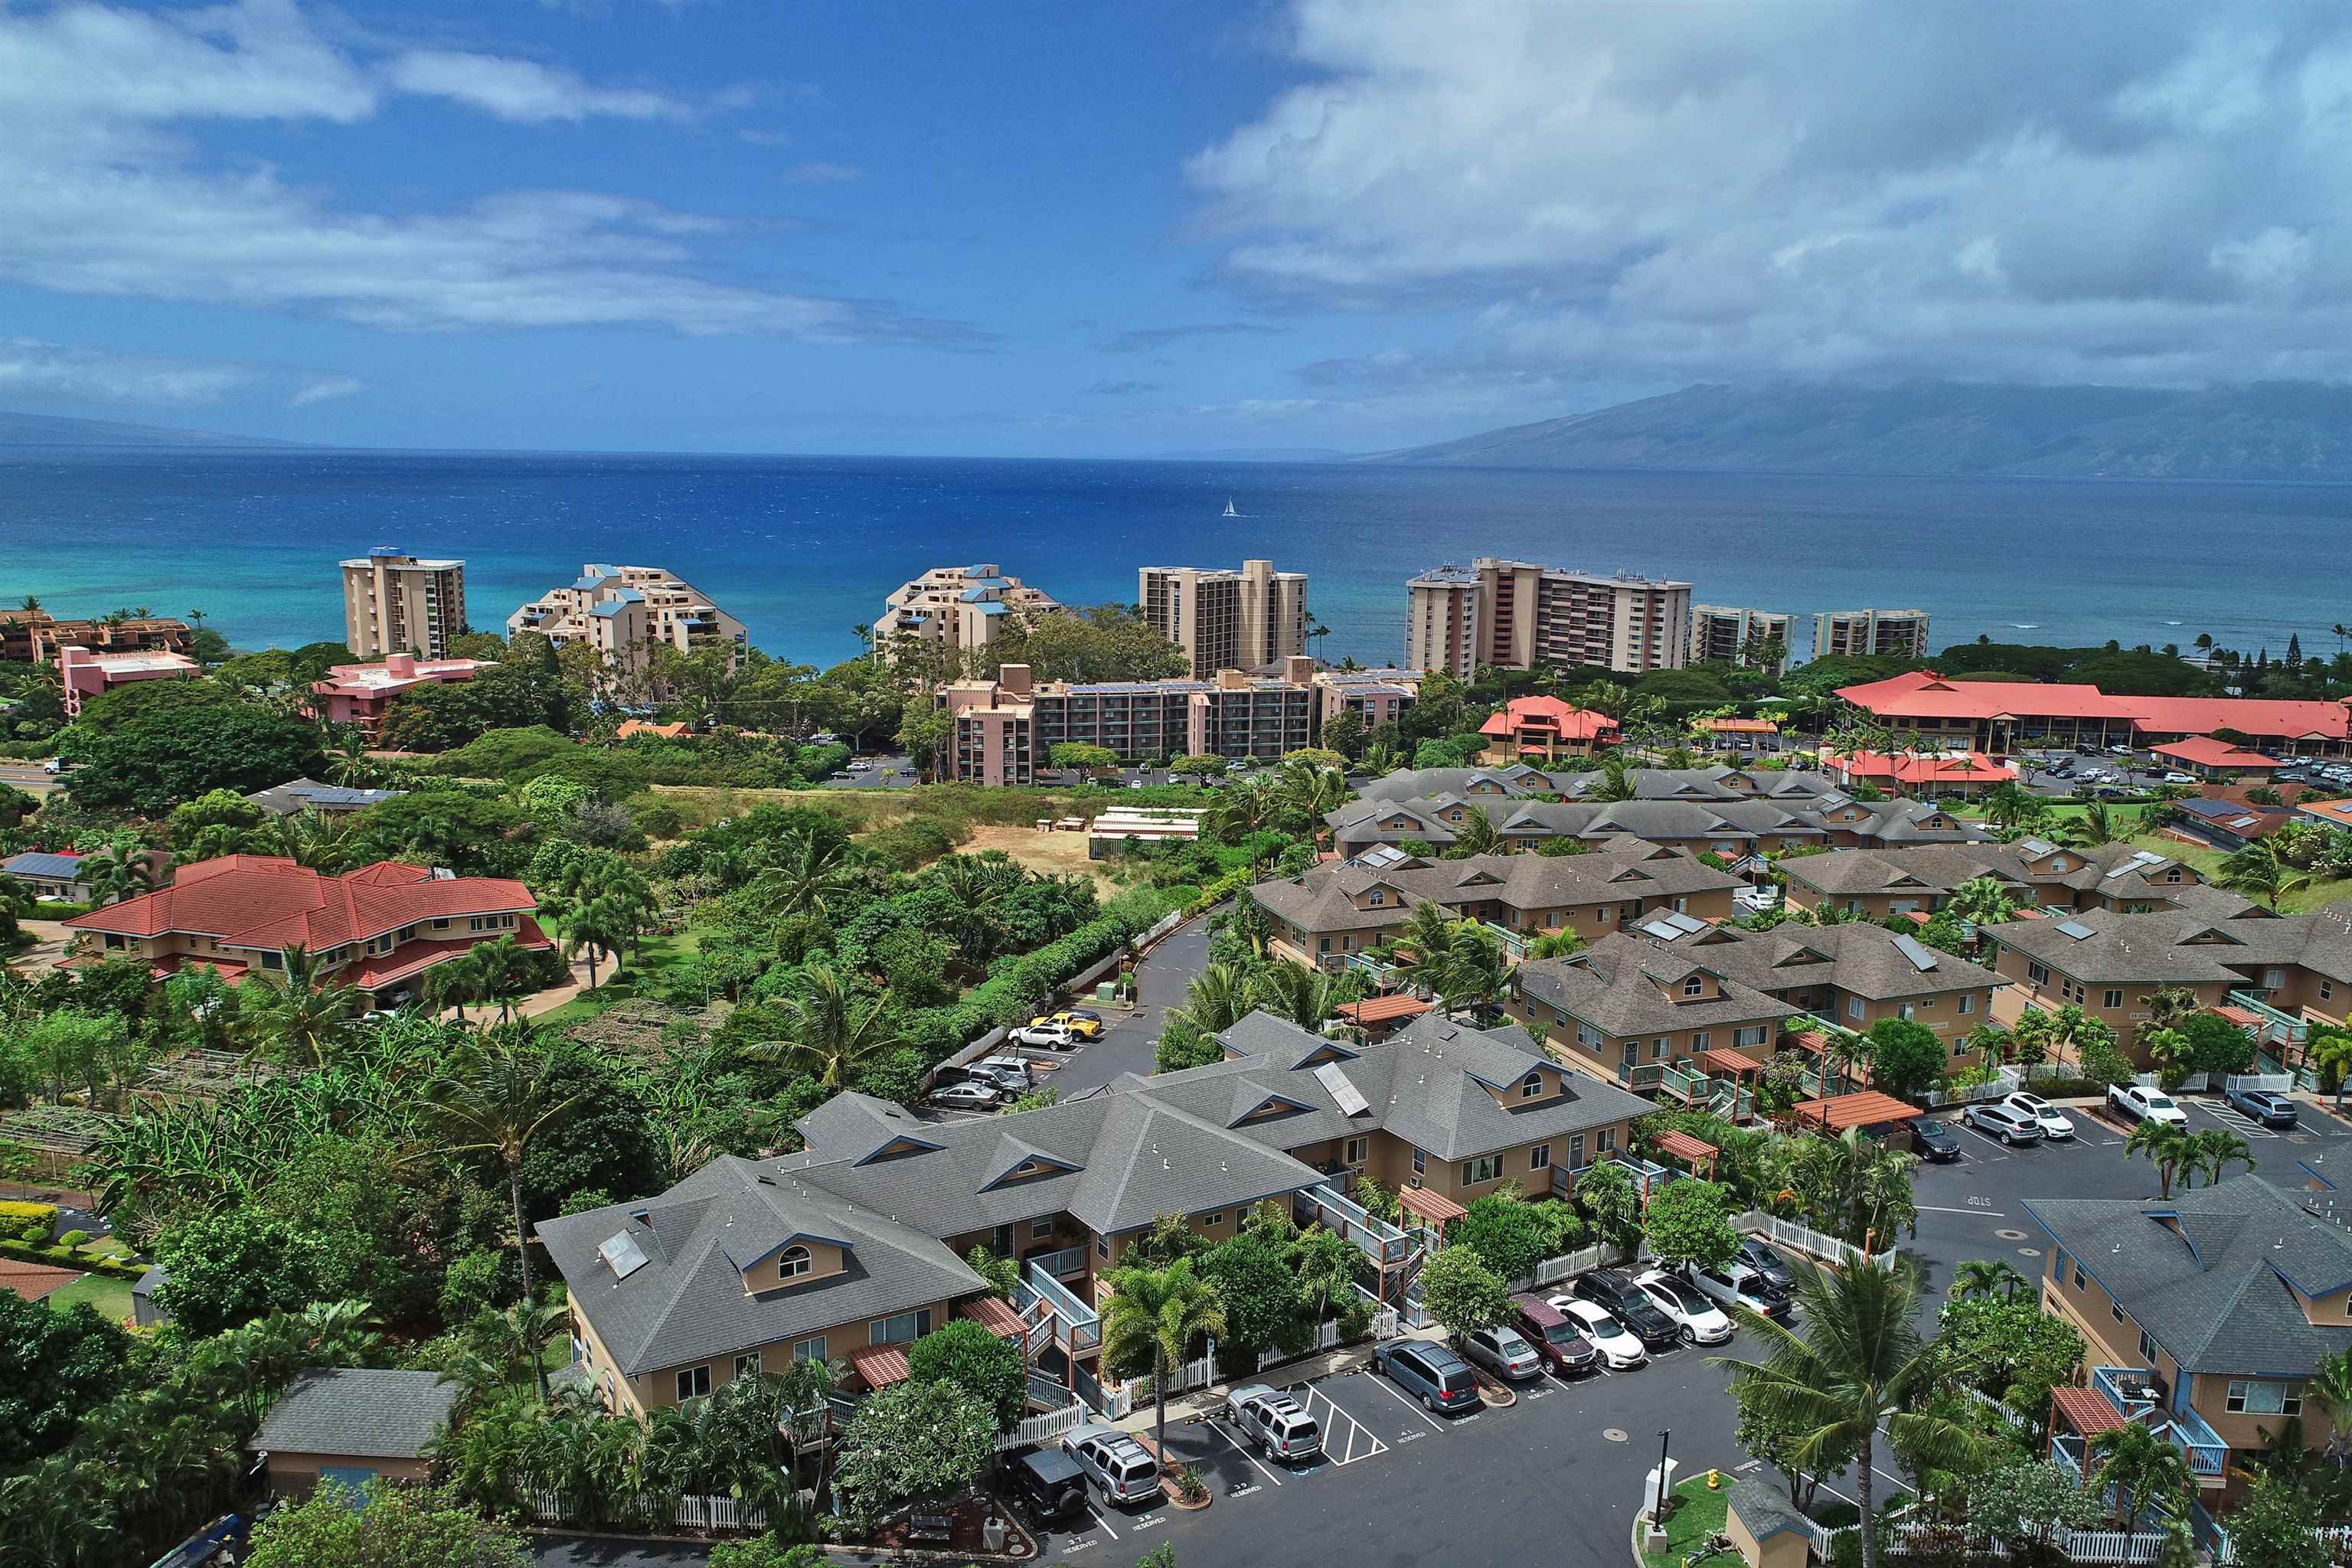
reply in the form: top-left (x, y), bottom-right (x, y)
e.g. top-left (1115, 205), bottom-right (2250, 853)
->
top-left (1031, 1011), bottom-right (1105, 1040)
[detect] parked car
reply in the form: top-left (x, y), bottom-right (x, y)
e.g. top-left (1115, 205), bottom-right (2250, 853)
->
top-left (1036, 1011), bottom-right (1106, 1041)
top-left (1371, 1341), bottom-right (1481, 1413)
top-left (1964, 1102), bottom-right (2045, 1147)
top-left (1459, 1324), bottom-right (1546, 1383)
top-left (1547, 1295), bottom-right (1647, 1368)
top-left (962, 1058), bottom-right (1032, 1094)
top-left (1010, 1021), bottom-right (1081, 1050)
top-left (2161, 771), bottom-right (2197, 785)
top-left (1910, 1118), bottom-right (1963, 1162)
top-left (1732, 1240), bottom-right (1797, 1297)
top-left (1061, 1423), bottom-right (1160, 1506)
top-left (2224, 1086), bottom-right (2299, 1129)
top-left (1999, 1092), bottom-right (2076, 1140)
top-left (1005, 1447), bottom-right (1090, 1525)
top-left (1684, 1260), bottom-right (1791, 1321)
top-left (1632, 1269), bottom-right (1735, 1345)
top-left (1573, 1269), bottom-right (1683, 1350)
top-left (1225, 1385), bottom-right (1323, 1461)
top-left (2109, 1083), bottom-right (2190, 1127)
top-left (929, 1080), bottom-right (1006, 1112)
top-left (1510, 1293), bottom-right (1600, 1377)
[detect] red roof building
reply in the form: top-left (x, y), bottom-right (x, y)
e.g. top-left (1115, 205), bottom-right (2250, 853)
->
top-left (1837, 670), bottom-right (2352, 758)
top-left (1819, 750), bottom-right (2017, 797)
top-left (310, 652), bottom-right (488, 740)
top-left (1478, 696), bottom-right (1620, 762)
top-left (2149, 737), bottom-right (2282, 779)
top-left (64, 856), bottom-right (547, 1004)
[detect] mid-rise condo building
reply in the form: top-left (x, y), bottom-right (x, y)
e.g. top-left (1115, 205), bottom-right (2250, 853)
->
top-left (1405, 557), bottom-right (1692, 680)
top-left (877, 564), bottom-right (1060, 655)
top-left (1138, 559), bottom-right (1308, 678)
top-left (1690, 605), bottom-right (1792, 674)
top-left (506, 564), bottom-right (747, 684)
top-left (341, 548), bottom-right (466, 660)
top-left (0, 610), bottom-right (194, 664)
top-left (942, 658), bottom-right (1318, 785)
top-left (1814, 607), bottom-right (1932, 661)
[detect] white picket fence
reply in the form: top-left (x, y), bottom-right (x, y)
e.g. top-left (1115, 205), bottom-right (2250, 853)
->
top-left (1114, 1349), bottom-right (1216, 1404)
top-left (1527, 1242), bottom-right (1615, 1289)
top-left (2224, 1071), bottom-right (2293, 1093)
top-left (1808, 1517), bottom-right (2167, 1564)
top-left (2134, 1070), bottom-right (2216, 1093)
top-left (525, 1488), bottom-right (766, 1532)
top-left (1000, 1402), bottom-right (1086, 1452)
top-left (1924, 1064), bottom-right (2021, 1109)
top-left (1736, 1210), bottom-right (1898, 1272)
top-left (1256, 1317), bottom-right (1346, 1372)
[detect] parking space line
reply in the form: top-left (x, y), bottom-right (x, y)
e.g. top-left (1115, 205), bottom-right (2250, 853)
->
top-left (1207, 1419), bottom-right (1284, 1485)
top-left (1292, 1382), bottom-right (1387, 1465)
top-left (2199, 1102), bottom-right (2278, 1138)
top-left (1916, 1204), bottom-right (2005, 1217)
top-left (1086, 1506), bottom-right (1119, 1540)
top-left (1360, 1365), bottom-right (1449, 1432)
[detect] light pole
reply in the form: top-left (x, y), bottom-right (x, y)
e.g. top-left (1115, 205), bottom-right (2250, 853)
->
top-left (1647, 1426), bottom-right (1673, 1549)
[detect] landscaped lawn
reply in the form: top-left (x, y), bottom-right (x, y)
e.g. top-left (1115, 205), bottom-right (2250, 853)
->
top-left (533, 927), bottom-right (706, 1027)
top-left (1642, 1475), bottom-right (1735, 1568)
top-left (2119, 834), bottom-right (2352, 913)
top-left (47, 1272), bottom-right (134, 1323)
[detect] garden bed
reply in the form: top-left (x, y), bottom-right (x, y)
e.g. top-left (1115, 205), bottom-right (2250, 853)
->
top-left (1642, 1476), bottom-right (1733, 1568)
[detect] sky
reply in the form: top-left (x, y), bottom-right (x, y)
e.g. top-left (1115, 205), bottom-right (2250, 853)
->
top-left (8, 0), bottom-right (2352, 456)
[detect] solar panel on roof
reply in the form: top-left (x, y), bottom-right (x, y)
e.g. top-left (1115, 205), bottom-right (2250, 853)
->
top-left (2054, 920), bottom-right (2095, 940)
top-left (598, 1230), bottom-right (648, 1281)
top-left (1892, 933), bottom-right (1939, 972)
top-left (1315, 1061), bottom-right (1371, 1117)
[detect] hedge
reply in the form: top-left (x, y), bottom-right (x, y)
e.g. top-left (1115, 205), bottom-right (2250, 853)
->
top-left (0, 1200), bottom-right (58, 1227)
top-left (0, 1238), bottom-right (147, 1279)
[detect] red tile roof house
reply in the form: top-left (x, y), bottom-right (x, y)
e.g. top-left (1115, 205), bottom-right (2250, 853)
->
top-left (62, 855), bottom-right (549, 1007)
top-left (1478, 696), bottom-right (1621, 763)
top-left (1836, 670), bottom-right (2352, 760)
top-left (2149, 737), bottom-right (2283, 782)
top-left (1819, 750), bottom-right (2017, 799)
top-left (309, 653), bottom-right (489, 741)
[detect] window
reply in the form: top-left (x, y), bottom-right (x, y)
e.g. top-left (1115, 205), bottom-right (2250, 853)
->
top-left (675, 1365), bottom-right (711, 1401)
top-left (1651, 1036), bottom-right (1671, 1061)
top-left (1682, 977), bottom-right (1705, 998)
top-left (259, 949), bottom-right (283, 971)
top-left (2324, 979), bottom-right (2336, 1002)
top-left (1521, 1076), bottom-right (1543, 1099)
top-left (1032, 1217), bottom-right (1054, 1241)
top-left (1692, 1031), bottom-right (1711, 1053)
top-left (1846, 997), bottom-right (1866, 1021)
top-left (871, 1309), bottom-right (931, 1345)
top-left (1462, 1155), bottom-right (1504, 1185)
top-left (1733, 1025), bottom-right (1767, 1049)
top-left (777, 1245), bottom-right (812, 1280)
top-left (1597, 907), bottom-right (1612, 923)
top-left (1567, 1134), bottom-right (1586, 1169)
top-left (1344, 1136), bottom-right (1368, 1166)
top-left (734, 1353), bottom-right (762, 1381)
top-left (1577, 1021), bottom-right (1602, 1051)
top-left (2073, 1261), bottom-right (2087, 1292)
top-left (2027, 962), bottom-right (2050, 986)
top-left (1412, 1148), bottom-right (1427, 1177)
top-left (2103, 989), bottom-right (2124, 1010)
top-left (1958, 994), bottom-right (1975, 1014)
top-left (2112, 1301), bottom-right (2125, 1323)
top-left (1199, 1211), bottom-right (1223, 1228)
top-left (1096, 1235), bottom-right (1109, 1259)
top-left (1530, 1145), bottom-right (1551, 1171)
top-left (2138, 1330), bottom-right (2156, 1362)
top-left (790, 1335), bottom-right (828, 1363)
top-left (1898, 1003), bottom-right (1916, 1021)
top-left (431, 917), bottom-right (449, 931)
top-left (2226, 1380), bottom-right (2301, 1416)
top-left (1596, 1127), bottom-right (1618, 1154)
top-left (1368, 889), bottom-right (1385, 906)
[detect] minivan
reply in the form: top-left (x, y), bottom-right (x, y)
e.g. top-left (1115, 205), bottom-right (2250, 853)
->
top-left (1061, 1423), bottom-right (1159, 1506)
top-left (1371, 1340), bottom-right (1480, 1413)
top-left (1006, 1447), bottom-right (1090, 1525)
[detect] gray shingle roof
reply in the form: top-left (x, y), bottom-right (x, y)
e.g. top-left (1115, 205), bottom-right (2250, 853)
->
top-left (1666, 923), bottom-right (2007, 1001)
top-left (250, 1369), bottom-right (459, 1460)
top-left (2024, 1177), bottom-right (2352, 1377)
top-left (1517, 934), bottom-right (1802, 1038)
top-left (1981, 903), bottom-right (2324, 985)
top-left (1249, 846), bottom-right (1743, 938)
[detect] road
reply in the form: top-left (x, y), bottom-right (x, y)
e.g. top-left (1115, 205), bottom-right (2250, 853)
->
top-left (0, 763), bottom-right (61, 792)
top-left (1041, 915), bottom-right (1211, 1098)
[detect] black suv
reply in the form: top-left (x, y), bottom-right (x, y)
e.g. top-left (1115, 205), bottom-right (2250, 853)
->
top-left (1573, 1269), bottom-right (1682, 1350)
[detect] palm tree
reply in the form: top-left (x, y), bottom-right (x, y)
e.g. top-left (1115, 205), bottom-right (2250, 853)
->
top-left (1388, 901), bottom-right (1461, 996)
top-left (82, 851), bottom-right (155, 909)
top-left (2218, 840), bottom-right (2310, 910)
top-left (1587, 756), bottom-right (1636, 802)
top-left (750, 828), bottom-right (863, 920)
top-left (1250, 962), bottom-right (1344, 1031)
top-left (2065, 800), bottom-right (2119, 848)
top-left (750, 965), bottom-right (903, 1089)
top-left (1436, 923), bottom-right (1508, 1020)
top-left (1711, 1259), bottom-right (1983, 1568)
top-left (1205, 777), bottom-right (1282, 879)
top-left (423, 1024), bottom-right (584, 1302)
top-left (1445, 807), bottom-right (1500, 858)
top-left (2183, 1127), bottom-right (2252, 1190)
top-left (1947, 876), bottom-right (2020, 928)
top-left (1951, 1258), bottom-right (2027, 1301)
top-left (489, 1296), bottom-right (570, 1406)
top-left (1172, 961), bottom-right (1256, 1037)
top-left (2089, 1420), bottom-right (2191, 1544)
top-left (1099, 1258), bottom-right (1227, 1461)
top-left (2125, 1118), bottom-right (2194, 1198)
top-left (2142, 1027), bottom-right (2192, 1089)
top-left (469, 934), bottom-right (536, 1021)
top-left (1292, 1224), bottom-right (1358, 1324)
top-left (2305, 1346), bottom-right (2352, 1468)
top-left (421, 950), bottom-right (483, 1022)
top-left (1276, 760), bottom-right (1349, 848)
top-left (564, 893), bottom-right (639, 991)
top-left (1525, 927), bottom-right (1586, 961)
top-left (1979, 781), bottom-right (2036, 835)
top-left (262, 942), bottom-right (364, 1065)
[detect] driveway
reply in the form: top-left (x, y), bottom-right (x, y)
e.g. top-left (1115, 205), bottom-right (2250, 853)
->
top-left (1043, 916), bottom-right (1212, 1098)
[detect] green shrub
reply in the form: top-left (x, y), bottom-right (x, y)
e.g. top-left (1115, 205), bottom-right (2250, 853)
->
top-left (17, 1221), bottom-right (50, 1246)
top-left (0, 1239), bottom-right (145, 1279)
top-left (55, 1229), bottom-right (90, 1250)
top-left (0, 1200), bottom-right (58, 1227)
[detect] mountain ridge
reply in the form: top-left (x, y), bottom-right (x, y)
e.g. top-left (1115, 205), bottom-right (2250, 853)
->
top-left (1358, 381), bottom-right (2352, 481)
top-left (0, 409), bottom-right (299, 449)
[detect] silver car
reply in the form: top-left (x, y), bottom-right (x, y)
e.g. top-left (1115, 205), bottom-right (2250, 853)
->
top-left (1061, 1422), bottom-right (1159, 1506)
top-left (1459, 1325), bottom-right (1544, 1382)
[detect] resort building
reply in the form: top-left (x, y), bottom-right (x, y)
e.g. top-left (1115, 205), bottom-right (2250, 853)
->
top-left (0, 609), bottom-right (193, 664)
top-left (1138, 560), bottom-right (1308, 678)
top-left (1248, 844), bottom-right (1741, 972)
top-left (941, 659), bottom-right (1316, 785)
top-left (2150, 737), bottom-right (2283, 782)
top-left (309, 652), bottom-right (488, 740)
top-left (63, 855), bottom-right (549, 1008)
top-left (1813, 608), bottom-right (1932, 661)
top-left (1978, 900), bottom-right (2352, 1058)
top-left (1818, 749), bottom-right (2016, 798)
top-left (1478, 695), bottom-right (1620, 763)
top-left (2030, 1175), bottom-right (2352, 1504)
top-left (1690, 606), bottom-right (1793, 675)
top-left (1835, 670), bottom-right (2352, 759)
top-left (1782, 841), bottom-right (2243, 923)
top-left (1310, 668), bottom-right (1421, 733)
top-left (56, 644), bottom-right (199, 717)
top-left (877, 564), bottom-right (1061, 656)
top-left (1406, 557), bottom-right (1693, 680)
top-left (506, 564), bottom-right (748, 684)
top-left (341, 548), bottom-right (466, 661)
top-left (539, 1009), bottom-right (1650, 1418)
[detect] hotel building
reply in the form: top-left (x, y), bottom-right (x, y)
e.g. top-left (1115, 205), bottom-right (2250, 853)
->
top-left (877, 564), bottom-right (1061, 656)
top-left (507, 564), bottom-right (748, 683)
top-left (1813, 607), bottom-right (1932, 661)
top-left (1138, 560), bottom-right (1308, 678)
top-left (942, 658), bottom-right (1318, 785)
top-left (1405, 557), bottom-right (1693, 680)
top-left (1690, 606), bottom-right (1792, 674)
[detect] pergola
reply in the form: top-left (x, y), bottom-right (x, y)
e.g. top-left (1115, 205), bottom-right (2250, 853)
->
top-left (1651, 1129), bottom-right (1719, 1179)
top-left (1398, 1185), bottom-right (1467, 1231)
top-left (1696, 1047), bottom-right (1762, 1080)
top-left (1786, 1090), bottom-right (1922, 1134)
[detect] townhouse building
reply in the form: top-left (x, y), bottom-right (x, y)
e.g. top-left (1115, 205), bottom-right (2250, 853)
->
top-left (1980, 900), bottom-right (2352, 1058)
top-left (0, 609), bottom-right (193, 663)
top-left (538, 1010), bottom-right (1651, 1417)
top-left (1328, 785), bottom-right (1992, 860)
top-left (2030, 1177), bottom-right (2352, 1506)
top-left (1249, 844), bottom-right (1741, 972)
top-left (1782, 841), bottom-right (2244, 922)
top-left (1405, 557), bottom-right (1693, 680)
top-left (1138, 560), bottom-right (1308, 678)
top-left (1837, 670), bottom-right (2352, 760)
top-left (940, 660), bottom-right (1316, 784)
top-left (877, 564), bottom-right (1061, 655)
top-left (1510, 933), bottom-right (1800, 1088)
top-left (1310, 668), bottom-right (1421, 733)
top-left (62, 854), bottom-right (547, 1006)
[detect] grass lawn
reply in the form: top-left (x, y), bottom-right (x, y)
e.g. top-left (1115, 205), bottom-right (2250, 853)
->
top-left (47, 1272), bottom-right (134, 1323)
top-left (534, 927), bottom-right (707, 1027)
top-left (1642, 1475), bottom-right (1735, 1568)
top-left (2118, 833), bottom-right (2352, 913)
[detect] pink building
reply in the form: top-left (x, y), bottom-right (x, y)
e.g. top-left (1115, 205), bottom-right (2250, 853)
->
top-left (57, 645), bottom-right (199, 717)
top-left (310, 653), bottom-right (488, 739)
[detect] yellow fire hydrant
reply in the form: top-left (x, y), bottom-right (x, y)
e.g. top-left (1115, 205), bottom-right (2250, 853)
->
top-left (1707, 1468), bottom-right (1722, 1491)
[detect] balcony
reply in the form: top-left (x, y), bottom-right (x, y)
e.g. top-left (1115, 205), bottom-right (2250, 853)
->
top-left (2091, 1367), bottom-right (2230, 1478)
top-left (2225, 990), bottom-right (2308, 1050)
top-left (1298, 1182), bottom-right (1413, 1268)
top-left (1014, 1259), bottom-right (1102, 1356)
top-left (1026, 1243), bottom-right (1090, 1280)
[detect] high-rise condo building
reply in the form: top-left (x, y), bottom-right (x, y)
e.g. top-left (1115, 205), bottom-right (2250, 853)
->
top-left (1138, 559), bottom-right (1308, 678)
top-left (1690, 605), bottom-right (1794, 675)
top-left (341, 548), bottom-right (466, 660)
top-left (1814, 608), bottom-right (1932, 662)
top-left (507, 564), bottom-right (749, 684)
top-left (1404, 557), bottom-right (1693, 680)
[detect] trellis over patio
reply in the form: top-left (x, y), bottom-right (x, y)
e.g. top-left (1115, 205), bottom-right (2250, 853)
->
top-left (0, 1106), bottom-right (121, 1174)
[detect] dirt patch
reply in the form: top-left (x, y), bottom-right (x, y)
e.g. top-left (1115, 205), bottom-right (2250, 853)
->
top-left (964, 822), bottom-right (1121, 890)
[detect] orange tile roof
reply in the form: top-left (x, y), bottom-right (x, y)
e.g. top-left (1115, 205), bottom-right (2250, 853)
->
top-left (1478, 697), bottom-right (1619, 741)
top-left (345, 919), bottom-right (551, 989)
top-left (2051, 1386), bottom-right (2126, 1437)
top-left (1838, 670), bottom-right (2352, 743)
top-left (1338, 994), bottom-right (1433, 1024)
top-left (66, 857), bottom-right (537, 952)
top-left (1822, 750), bottom-right (2015, 786)
top-left (956, 1295), bottom-right (1026, 1338)
top-left (2150, 737), bottom-right (2278, 769)
top-left (0, 1258), bottom-right (80, 1302)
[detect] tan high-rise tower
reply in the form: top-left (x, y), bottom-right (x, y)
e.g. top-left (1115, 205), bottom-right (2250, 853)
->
top-left (341, 547), bottom-right (466, 659)
top-left (1138, 558), bottom-right (1308, 678)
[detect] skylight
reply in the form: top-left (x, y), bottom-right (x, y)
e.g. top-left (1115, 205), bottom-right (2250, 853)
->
top-left (598, 1230), bottom-right (649, 1281)
top-left (2054, 920), bottom-right (2095, 940)
top-left (1315, 1061), bottom-right (1371, 1117)
top-left (1891, 933), bottom-right (1939, 972)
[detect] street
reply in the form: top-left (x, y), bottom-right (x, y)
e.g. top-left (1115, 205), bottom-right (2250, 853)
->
top-left (1036, 915), bottom-right (1210, 1099)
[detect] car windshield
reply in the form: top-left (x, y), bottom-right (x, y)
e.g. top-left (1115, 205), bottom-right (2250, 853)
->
top-left (1654, 1279), bottom-right (1708, 1312)
top-left (1496, 1331), bottom-right (1533, 1356)
top-left (2145, 1093), bottom-right (2176, 1109)
top-left (1543, 1322), bottom-right (1581, 1344)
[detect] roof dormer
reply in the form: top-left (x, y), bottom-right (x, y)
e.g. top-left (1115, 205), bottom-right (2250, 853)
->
top-left (734, 1233), bottom-right (853, 1294)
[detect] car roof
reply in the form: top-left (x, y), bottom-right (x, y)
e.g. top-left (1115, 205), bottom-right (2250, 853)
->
top-left (1071, 1423), bottom-right (1152, 1459)
top-left (1512, 1292), bottom-right (1569, 1326)
top-left (1019, 1449), bottom-right (1086, 1483)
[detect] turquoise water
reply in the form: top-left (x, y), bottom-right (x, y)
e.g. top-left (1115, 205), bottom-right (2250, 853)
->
top-left (2, 449), bottom-right (2346, 667)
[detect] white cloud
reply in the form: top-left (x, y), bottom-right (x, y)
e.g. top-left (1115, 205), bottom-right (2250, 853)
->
top-left (1191, 1), bottom-right (2352, 389)
top-left (287, 374), bottom-right (364, 407)
top-left (0, 338), bottom-right (259, 403)
top-left (0, 1), bottom-right (970, 345)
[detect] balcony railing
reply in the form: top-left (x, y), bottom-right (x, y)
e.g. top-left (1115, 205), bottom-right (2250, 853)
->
top-left (2225, 990), bottom-right (2308, 1050)
top-left (1016, 1259), bottom-right (1102, 1355)
top-left (1026, 1243), bottom-right (1090, 1279)
top-left (1299, 1182), bottom-right (1413, 1267)
top-left (2091, 1367), bottom-right (2230, 1478)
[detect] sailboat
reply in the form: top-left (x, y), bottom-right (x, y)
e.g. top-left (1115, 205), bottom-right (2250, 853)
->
top-left (1223, 497), bottom-right (1239, 518)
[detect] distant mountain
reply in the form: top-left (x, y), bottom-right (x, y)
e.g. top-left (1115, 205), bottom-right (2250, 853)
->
top-left (1358, 382), bottom-right (2352, 481)
top-left (0, 409), bottom-right (296, 449)
top-left (1155, 446), bottom-right (1351, 463)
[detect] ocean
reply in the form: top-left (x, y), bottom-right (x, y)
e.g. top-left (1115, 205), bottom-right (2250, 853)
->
top-left (2, 449), bottom-right (2347, 668)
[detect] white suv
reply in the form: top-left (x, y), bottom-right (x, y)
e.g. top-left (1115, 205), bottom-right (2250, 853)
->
top-left (1010, 1021), bottom-right (1080, 1050)
top-left (1633, 1268), bottom-right (1734, 1345)
top-left (2108, 1083), bottom-right (2190, 1127)
top-left (1999, 1092), bottom-right (2075, 1141)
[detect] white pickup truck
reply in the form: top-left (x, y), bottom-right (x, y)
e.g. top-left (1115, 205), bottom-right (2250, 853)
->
top-left (1224, 1384), bottom-right (1323, 1462)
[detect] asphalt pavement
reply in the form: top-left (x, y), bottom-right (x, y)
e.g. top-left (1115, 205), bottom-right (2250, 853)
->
top-left (1042, 916), bottom-right (1211, 1099)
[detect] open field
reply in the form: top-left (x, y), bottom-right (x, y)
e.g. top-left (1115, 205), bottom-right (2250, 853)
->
top-left (47, 1272), bottom-right (133, 1323)
top-left (961, 822), bottom-right (1122, 890)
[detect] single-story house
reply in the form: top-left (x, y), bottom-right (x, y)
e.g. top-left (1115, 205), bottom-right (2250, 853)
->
top-left (244, 777), bottom-right (406, 817)
top-left (2, 851), bottom-right (91, 903)
top-left (249, 1367), bottom-right (459, 1499)
top-left (2167, 797), bottom-right (2287, 851)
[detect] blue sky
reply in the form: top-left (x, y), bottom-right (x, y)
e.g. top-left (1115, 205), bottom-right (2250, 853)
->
top-left (6, 1), bottom-right (2352, 455)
